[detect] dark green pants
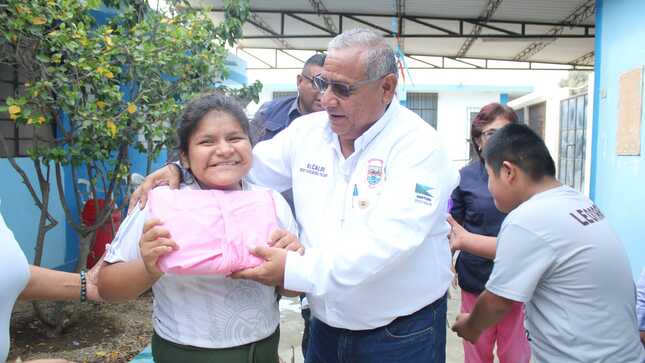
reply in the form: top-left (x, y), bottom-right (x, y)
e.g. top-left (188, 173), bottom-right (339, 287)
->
top-left (151, 328), bottom-right (280, 363)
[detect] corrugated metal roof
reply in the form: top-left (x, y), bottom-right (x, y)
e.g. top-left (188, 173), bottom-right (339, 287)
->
top-left (195, 0), bottom-right (595, 69)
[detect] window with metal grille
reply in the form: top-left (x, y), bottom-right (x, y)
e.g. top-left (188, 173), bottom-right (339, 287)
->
top-left (516, 107), bottom-right (526, 123)
top-left (558, 94), bottom-right (588, 192)
top-left (0, 63), bottom-right (55, 158)
top-left (527, 102), bottom-right (546, 138)
top-left (468, 110), bottom-right (479, 160)
top-left (406, 92), bottom-right (438, 128)
top-left (272, 91), bottom-right (297, 100)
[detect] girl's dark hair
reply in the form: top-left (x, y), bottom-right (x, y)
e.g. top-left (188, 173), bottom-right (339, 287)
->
top-left (471, 102), bottom-right (519, 159)
top-left (177, 92), bottom-right (250, 156)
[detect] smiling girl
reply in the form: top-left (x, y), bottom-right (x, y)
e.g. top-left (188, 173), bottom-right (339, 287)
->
top-left (98, 93), bottom-right (299, 363)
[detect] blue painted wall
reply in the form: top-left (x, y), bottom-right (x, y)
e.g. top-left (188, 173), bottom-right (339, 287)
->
top-left (592, 0), bottom-right (645, 276)
top-left (261, 83), bottom-right (532, 95)
top-left (0, 159), bottom-right (69, 269)
top-left (1, 6), bottom-right (248, 271)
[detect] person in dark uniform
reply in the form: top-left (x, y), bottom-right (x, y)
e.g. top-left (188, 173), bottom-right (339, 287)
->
top-left (449, 103), bottom-right (531, 363)
top-left (251, 53), bottom-right (326, 143)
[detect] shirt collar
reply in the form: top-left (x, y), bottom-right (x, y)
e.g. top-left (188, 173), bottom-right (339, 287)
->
top-left (324, 97), bottom-right (398, 153)
top-left (182, 176), bottom-right (249, 191)
top-left (354, 98), bottom-right (396, 152)
top-left (288, 96), bottom-right (302, 121)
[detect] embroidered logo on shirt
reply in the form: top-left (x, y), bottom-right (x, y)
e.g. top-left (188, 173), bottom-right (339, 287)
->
top-left (299, 163), bottom-right (328, 177)
top-left (367, 159), bottom-right (384, 188)
top-left (414, 183), bottom-right (434, 206)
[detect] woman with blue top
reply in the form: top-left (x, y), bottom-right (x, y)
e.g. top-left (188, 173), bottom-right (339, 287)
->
top-left (449, 102), bottom-right (531, 363)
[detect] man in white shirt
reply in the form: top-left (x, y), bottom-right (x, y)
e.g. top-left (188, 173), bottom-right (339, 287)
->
top-left (451, 123), bottom-right (645, 363)
top-left (133, 28), bottom-right (458, 363)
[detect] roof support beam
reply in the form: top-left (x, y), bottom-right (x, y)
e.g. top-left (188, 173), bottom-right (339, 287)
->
top-left (447, 57), bottom-right (483, 69)
top-left (242, 48), bottom-right (591, 71)
top-left (344, 15), bottom-right (394, 35)
top-left (203, 8), bottom-right (594, 39)
top-left (407, 55), bottom-right (439, 68)
top-left (456, 0), bottom-right (504, 57)
top-left (404, 16), bottom-right (458, 35)
top-left (286, 13), bottom-right (336, 35)
top-left (230, 9), bottom-right (593, 39)
top-left (237, 48), bottom-right (275, 69)
top-left (247, 13), bottom-right (293, 49)
top-left (241, 33), bottom-right (592, 39)
top-left (204, 8), bottom-right (591, 27)
top-left (512, 0), bottom-right (595, 61)
top-left (467, 19), bottom-right (518, 36)
top-left (307, 0), bottom-right (338, 34)
top-left (569, 51), bottom-right (594, 65)
top-left (278, 49), bottom-right (308, 64)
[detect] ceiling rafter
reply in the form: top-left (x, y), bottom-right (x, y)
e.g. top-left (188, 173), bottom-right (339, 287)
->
top-left (286, 13), bottom-right (335, 35)
top-left (456, 0), bottom-right (504, 57)
top-left (307, 0), bottom-right (338, 34)
top-left (197, 3), bottom-right (595, 69)
top-left (512, 0), bottom-right (595, 61)
top-left (236, 48), bottom-right (275, 69)
top-left (201, 8), bottom-right (594, 39)
top-left (238, 47), bottom-right (593, 71)
top-left (569, 51), bottom-right (594, 65)
top-left (247, 13), bottom-right (293, 49)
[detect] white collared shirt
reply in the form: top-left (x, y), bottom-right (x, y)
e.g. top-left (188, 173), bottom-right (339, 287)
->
top-left (249, 100), bottom-right (459, 330)
top-left (105, 181), bottom-right (298, 348)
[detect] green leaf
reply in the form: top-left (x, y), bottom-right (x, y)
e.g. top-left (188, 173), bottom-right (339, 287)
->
top-left (86, 0), bottom-right (102, 10)
top-left (36, 53), bottom-right (50, 62)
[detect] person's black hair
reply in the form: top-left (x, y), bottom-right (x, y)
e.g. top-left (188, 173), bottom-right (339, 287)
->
top-left (177, 92), bottom-right (250, 157)
top-left (303, 53), bottom-right (326, 74)
top-left (482, 123), bottom-right (556, 181)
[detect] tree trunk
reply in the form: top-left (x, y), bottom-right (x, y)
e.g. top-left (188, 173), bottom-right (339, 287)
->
top-left (75, 231), bottom-right (96, 273)
top-left (32, 160), bottom-right (57, 266)
top-left (146, 138), bottom-right (153, 176)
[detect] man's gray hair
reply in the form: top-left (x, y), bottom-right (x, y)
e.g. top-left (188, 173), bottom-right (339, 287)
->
top-left (328, 28), bottom-right (399, 80)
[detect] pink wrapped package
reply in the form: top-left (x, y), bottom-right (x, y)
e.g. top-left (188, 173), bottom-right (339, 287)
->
top-left (147, 188), bottom-right (278, 276)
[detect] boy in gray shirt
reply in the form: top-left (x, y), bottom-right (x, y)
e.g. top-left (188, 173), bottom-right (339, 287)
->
top-left (451, 123), bottom-right (645, 362)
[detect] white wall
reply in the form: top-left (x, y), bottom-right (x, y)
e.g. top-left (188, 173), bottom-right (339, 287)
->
top-left (435, 92), bottom-right (500, 168)
top-left (508, 73), bottom-right (594, 196)
top-left (246, 68), bottom-right (568, 114)
top-left (583, 73), bottom-right (594, 197)
top-left (508, 90), bottom-right (567, 165)
top-left (244, 67), bottom-right (577, 173)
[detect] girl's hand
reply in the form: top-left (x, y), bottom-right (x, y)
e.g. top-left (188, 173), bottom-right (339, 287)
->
top-left (447, 215), bottom-right (469, 253)
top-left (268, 228), bottom-right (304, 255)
top-left (139, 218), bottom-right (178, 279)
top-left (452, 313), bottom-right (481, 343)
top-left (128, 164), bottom-right (182, 212)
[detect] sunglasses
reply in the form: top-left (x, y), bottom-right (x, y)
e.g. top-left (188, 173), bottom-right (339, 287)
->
top-left (312, 74), bottom-right (386, 99)
top-left (301, 73), bottom-right (316, 84)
